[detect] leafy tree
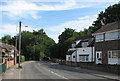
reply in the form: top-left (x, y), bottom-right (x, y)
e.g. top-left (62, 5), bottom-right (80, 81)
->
top-left (93, 3), bottom-right (120, 29)
top-left (2, 35), bottom-right (11, 44)
top-left (58, 28), bottom-right (75, 43)
top-left (50, 28), bottom-right (79, 59)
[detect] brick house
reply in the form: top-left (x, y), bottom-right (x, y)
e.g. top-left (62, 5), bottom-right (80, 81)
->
top-left (0, 40), bottom-right (2, 63)
top-left (66, 35), bottom-right (95, 63)
top-left (2, 43), bottom-right (18, 68)
top-left (92, 21), bottom-right (120, 64)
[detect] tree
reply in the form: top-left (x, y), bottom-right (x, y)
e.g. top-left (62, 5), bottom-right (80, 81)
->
top-left (5, 29), bottom-right (55, 61)
top-left (50, 28), bottom-right (79, 59)
top-left (93, 3), bottom-right (120, 29)
top-left (2, 35), bottom-right (11, 44)
top-left (58, 28), bottom-right (75, 43)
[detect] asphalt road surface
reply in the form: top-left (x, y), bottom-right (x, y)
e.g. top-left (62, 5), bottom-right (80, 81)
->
top-left (2, 61), bottom-right (119, 81)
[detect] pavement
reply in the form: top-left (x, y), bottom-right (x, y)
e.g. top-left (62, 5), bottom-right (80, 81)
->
top-left (1, 61), bottom-right (120, 81)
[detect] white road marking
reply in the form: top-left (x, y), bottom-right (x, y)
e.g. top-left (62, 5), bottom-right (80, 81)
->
top-left (39, 62), bottom-right (68, 79)
top-left (47, 69), bottom-right (68, 79)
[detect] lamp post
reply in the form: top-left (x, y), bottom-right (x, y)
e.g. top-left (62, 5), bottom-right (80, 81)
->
top-left (18, 21), bottom-right (28, 67)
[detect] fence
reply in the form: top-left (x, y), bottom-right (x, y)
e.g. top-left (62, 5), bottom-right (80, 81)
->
top-left (0, 60), bottom-right (7, 75)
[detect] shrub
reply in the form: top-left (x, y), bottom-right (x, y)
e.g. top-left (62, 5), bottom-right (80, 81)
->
top-left (17, 66), bottom-right (22, 69)
top-left (21, 55), bottom-right (25, 62)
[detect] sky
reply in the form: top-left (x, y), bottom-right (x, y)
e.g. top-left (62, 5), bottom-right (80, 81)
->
top-left (0, 0), bottom-right (119, 43)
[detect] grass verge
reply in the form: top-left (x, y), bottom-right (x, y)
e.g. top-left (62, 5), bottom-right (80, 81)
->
top-left (16, 66), bottom-right (23, 69)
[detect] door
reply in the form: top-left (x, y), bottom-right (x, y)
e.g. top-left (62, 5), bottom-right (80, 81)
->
top-left (96, 51), bottom-right (102, 64)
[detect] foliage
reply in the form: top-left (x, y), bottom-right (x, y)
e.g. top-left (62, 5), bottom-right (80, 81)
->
top-left (49, 3), bottom-right (120, 59)
top-left (92, 3), bottom-right (120, 32)
top-left (39, 52), bottom-right (44, 60)
top-left (1, 35), bottom-right (11, 44)
top-left (1, 3), bottom-right (119, 60)
top-left (17, 66), bottom-right (23, 69)
top-left (21, 55), bottom-right (25, 62)
top-left (49, 28), bottom-right (79, 59)
top-left (58, 28), bottom-right (75, 43)
top-left (2, 29), bottom-right (55, 61)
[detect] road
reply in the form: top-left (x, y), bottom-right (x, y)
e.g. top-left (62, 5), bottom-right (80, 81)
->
top-left (2, 61), bottom-right (119, 81)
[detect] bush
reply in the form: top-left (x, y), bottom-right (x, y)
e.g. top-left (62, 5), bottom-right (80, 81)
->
top-left (17, 66), bottom-right (23, 69)
top-left (21, 55), bottom-right (25, 62)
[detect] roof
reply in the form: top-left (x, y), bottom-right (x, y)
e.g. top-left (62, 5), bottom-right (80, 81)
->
top-left (66, 50), bottom-right (75, 55)
top-left (75, 35), bottom-right (94, 48)
top-left (93, 21), bottom-right (120, 35)
top-left (74, 35), bottom-right (92, 41)
top-left (2, 43), bottom-right (16, 51)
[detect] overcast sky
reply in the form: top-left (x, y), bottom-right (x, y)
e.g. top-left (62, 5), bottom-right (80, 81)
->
top-left (0, 0), bottom-right (118, 43)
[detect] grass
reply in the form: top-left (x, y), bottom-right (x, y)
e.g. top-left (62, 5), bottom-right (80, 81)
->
top-left (7, 67), bottom-right (10, 70)
top-left (16, 66), bottom-right (23, 69)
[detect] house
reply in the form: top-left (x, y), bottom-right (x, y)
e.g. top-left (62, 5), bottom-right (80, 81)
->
top-left (0, 40), bottom-right (2, 63)
top-left (92, 21), bottom-right (120, 65)
top-left (66, 35), bottom-right (95, 63)
top-left (2, 43), bottom-right (18, 68)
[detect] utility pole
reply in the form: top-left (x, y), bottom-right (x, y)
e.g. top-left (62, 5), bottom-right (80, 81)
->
top-left (15, 26), bottom-right (18, 65)
top-left (18, 21), bottom-right (22, 67)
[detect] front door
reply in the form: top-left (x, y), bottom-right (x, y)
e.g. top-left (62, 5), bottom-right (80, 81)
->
top-left (96, 51), bottom-right (102, 64)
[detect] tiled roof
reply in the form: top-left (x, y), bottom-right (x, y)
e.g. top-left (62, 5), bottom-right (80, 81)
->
top-left (75, 35), bottom-right (94, 48)
top-left (2, 43), bottom-right (15, 51)
top-left (93, 21), bottom-right (120, 34)
top-left (67, 50), bottom-right (75, 55)
top-left (74, 35), bottom-right (92, 41)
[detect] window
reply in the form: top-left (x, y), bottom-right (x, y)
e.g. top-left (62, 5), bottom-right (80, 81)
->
top-left (108, 50), bottom-right (120, 58)
top-left (82, 42), bottom-right (88, 48)
top-left (82, 56), bottom-right (85, 61)
top-left (79, 56), bottom-right (82, 61)
top-left (72, 44), bottom-right (76, 48)
top-left (73, 56), bottom-right (75, 58)
top-left (96, 34), bottom-right (103, 42)
top-left (79, 55), bottom-right (89, 62)
top-left (68, 57), bottom-right (70, 60)
top-left (97, 53), bottom-right (99, 58)
top-left (86, 56), bottom-right (89, 61)
top-left (108, 51), bottom-right (112, 58)
top-left (119, 30), bottom-right (120, 38)
top-left (105, 31), bottom-right (119, 41)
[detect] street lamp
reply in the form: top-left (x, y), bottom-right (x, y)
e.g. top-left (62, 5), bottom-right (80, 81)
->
top-left (18, 21), bottom-right (28, 67)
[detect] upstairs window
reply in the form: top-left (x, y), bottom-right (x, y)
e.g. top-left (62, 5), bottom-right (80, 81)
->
top-left (82, 42), bottom-right (88, 48)
top-left (71, 43), bottom-right (76, 48)
top-left (105, 31), bottom-right (119, 41)
top-left (96, 34), bottom-right (104, 42)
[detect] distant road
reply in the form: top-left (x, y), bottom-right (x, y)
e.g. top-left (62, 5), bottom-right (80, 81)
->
top-left (2, 61), bottom-right (119, 81)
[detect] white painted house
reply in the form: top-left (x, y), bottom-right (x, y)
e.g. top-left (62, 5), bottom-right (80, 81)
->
top-left (66, 35), bottom-right (95, 63)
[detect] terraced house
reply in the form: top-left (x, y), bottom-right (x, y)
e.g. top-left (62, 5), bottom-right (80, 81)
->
top-left (0, 41), bottom-right (2, 63)
top-left (92, 21), bottom-right (120, 64)
top-left (2, 43), bottom-right (18, 68)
